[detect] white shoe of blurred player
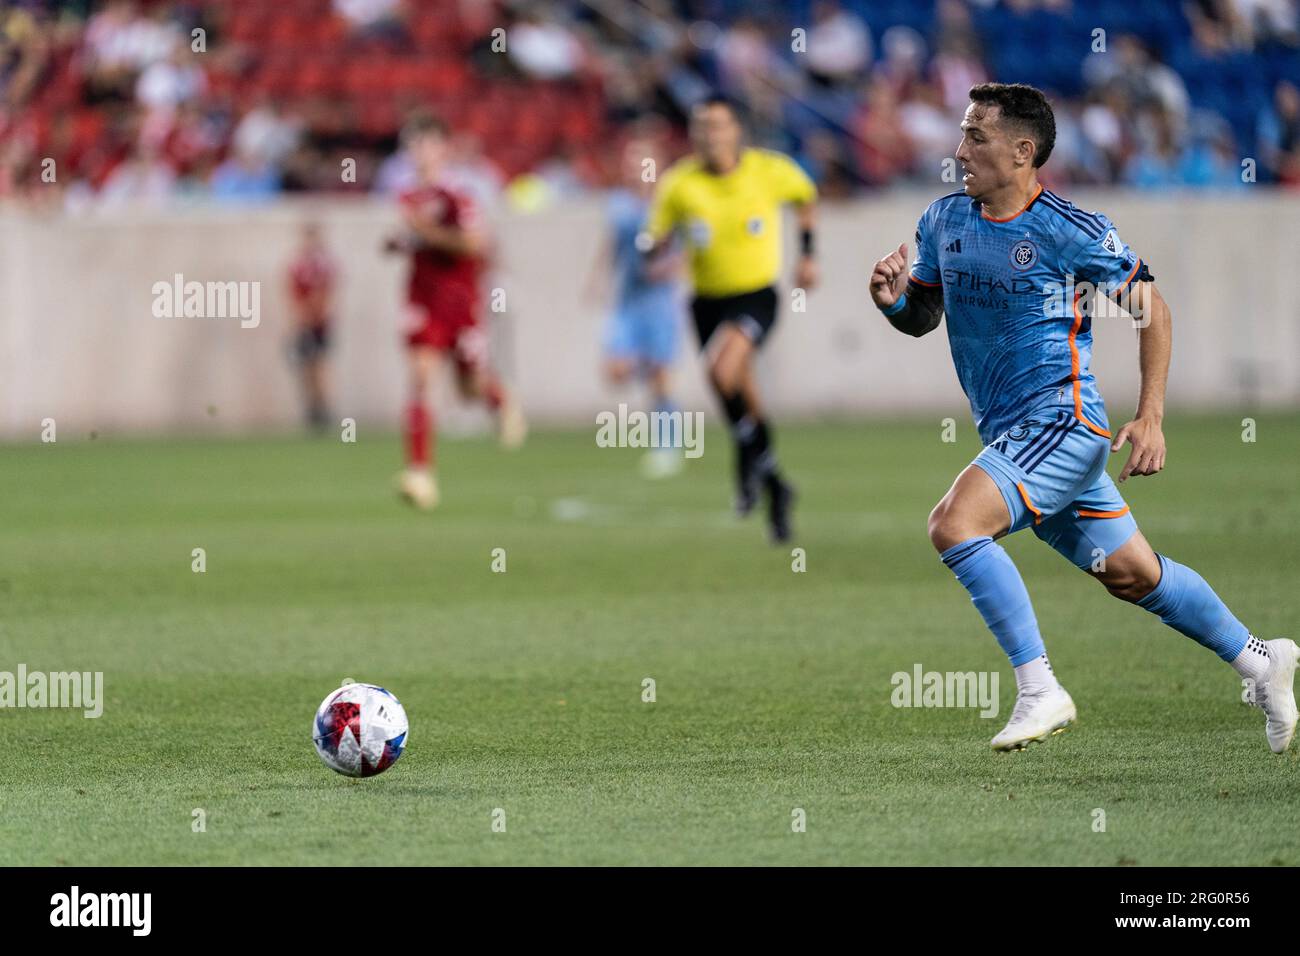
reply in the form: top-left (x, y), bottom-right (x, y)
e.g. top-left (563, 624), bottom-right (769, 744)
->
top-left (639, 448), bottom-right (684, 480)
top-left (397, 468), bottom-right (439, 510)
top-left (991, 685), bottom-right (1076, 751)
top-left (498, 397), bottom-right (528, 450)
top-left (1252, 639), bottom-right (1299, 753)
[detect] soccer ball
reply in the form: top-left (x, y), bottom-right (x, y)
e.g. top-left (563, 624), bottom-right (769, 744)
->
top-left (312, 681), bottom-right (409, 778)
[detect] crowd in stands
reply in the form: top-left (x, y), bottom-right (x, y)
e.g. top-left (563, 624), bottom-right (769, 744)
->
top-left (1, 0), bottom-right (1297, 205)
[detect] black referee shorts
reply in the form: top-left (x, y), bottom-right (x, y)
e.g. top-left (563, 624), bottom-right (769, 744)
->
top-left (690, 286), bottom-right (778, 351)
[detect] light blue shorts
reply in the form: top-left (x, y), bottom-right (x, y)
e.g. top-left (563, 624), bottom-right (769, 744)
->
top-left (972, 409), bottom-right (1138, 569)
top-left (603, 294), bottom-right (681, 368)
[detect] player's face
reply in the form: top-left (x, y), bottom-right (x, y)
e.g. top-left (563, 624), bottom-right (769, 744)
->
top-left (409, 132), bottom-right (449, 181)
top-left (956, 102), bottom-right (1028, 201)
top-left (691, 104), bottom-right (741, 169)
top-left (623, 139), bottom-right (657, 189)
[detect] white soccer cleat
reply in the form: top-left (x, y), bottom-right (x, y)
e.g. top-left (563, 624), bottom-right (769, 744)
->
top-left (991, 685), bottom-right (1076, 751)
top-left (497, 396), bottom-right (528, 450)
top-left (1252, 639), bottom-right (1299, 754)
top-left (639, 448), bottom-right (684, 480)
top-left (397, 468), bottom-right (439, 510)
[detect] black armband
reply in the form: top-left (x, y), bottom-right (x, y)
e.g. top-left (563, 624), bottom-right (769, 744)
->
top-left (800, 228), bottom-right (815, 257)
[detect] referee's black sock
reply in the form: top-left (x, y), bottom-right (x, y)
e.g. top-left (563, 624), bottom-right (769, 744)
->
top-left (720, 391), bottom-right (759, 493)
top-left (752, 419), bottom-right (782, 486)
top-left (721, 392), bottom-right (758, 451)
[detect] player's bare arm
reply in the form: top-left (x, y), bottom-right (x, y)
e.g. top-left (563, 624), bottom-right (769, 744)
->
top-left (870, 242), bottom-right (943, 337)
top-left (1111, 281), bottom-right (1171, 482)
top-left (401, 204), bottom-right (486, 258)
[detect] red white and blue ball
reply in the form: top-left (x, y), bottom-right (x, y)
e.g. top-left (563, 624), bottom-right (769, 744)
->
top-left (312, 682), bottom-right (408, 778)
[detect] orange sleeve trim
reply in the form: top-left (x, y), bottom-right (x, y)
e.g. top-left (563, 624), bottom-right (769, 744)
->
top-left (1077, 506), bottom-right (1131, 519)
top-left (1016, 482), bottom-right (1043, 525)
top-left (1114, 257), bottom-right (1142, 295)
top-left (908, 273), bottom-right (941, 287)
top-left (1068, 291), bottom-right (1113, 438)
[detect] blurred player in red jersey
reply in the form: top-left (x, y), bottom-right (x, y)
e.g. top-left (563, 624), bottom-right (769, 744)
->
top-left (384, 112), bottom-right (526, 510)
top-left (287, 221), bottom-right (337, 431)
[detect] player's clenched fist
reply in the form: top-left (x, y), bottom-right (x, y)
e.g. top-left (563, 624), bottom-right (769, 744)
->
top-left (870, 243), bottom-right (909, 309)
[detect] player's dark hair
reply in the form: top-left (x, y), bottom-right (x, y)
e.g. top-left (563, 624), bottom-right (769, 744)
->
top-left (401, 110), bottom-right (448, 145)
top-left (968, 83), bottom-right (1056, 167)
top-left (694, 93), bottom-right (747, 126)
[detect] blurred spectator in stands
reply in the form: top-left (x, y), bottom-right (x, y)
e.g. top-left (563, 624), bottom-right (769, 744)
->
top-left (136, 36), bottom-right (205, 112)
top-left (931, 34), bottom-right (987, 114)
top-left (160, 99), bottom-right (222, 185)
top-left (1226, 0), bottom-right (1300, 47)
top-left (443, 131), bottom-right (505, 209)
top-left (931, 1), bottom-right (986, 112)
top-left (875, 25), bottom-right (927, 101)
top-left (1, 5), bottom-right (53, 110)
top-left (334, 0), bottom-right (411, 48)
top-left (1179, 113), bottom-right (1248, 188)
top-left (1079, 86), bottom-right (1129, 182)
top-left (716, 15), bottom-right (777, 103)
top-left (210, 143), bottom-right (280, 202)
top-left (509, 5), bottom-right (584, 81)
top-left (1124, 106), bottom-right (1187, 188)
top-left (900, 82), bottom-right (953, 180)
top-left (797, 126), bottom-right (857, 198)
top-left (232, 96), bottom-right (302, 171)
top-left (1083, 35), bottom-right (1189, 131)
top-left (1186, 0), bottom-right (1238, 54)
top-left (100, 138), bottom-right (176, 205)
top-left (84, 0), bottom-right (179, 103)
top-left (1259, 79), bottom-right (1300, 185)
top-left (805, 0), bottom-right (872, 91)
top-left (852, 76), bottom-right (914, 187)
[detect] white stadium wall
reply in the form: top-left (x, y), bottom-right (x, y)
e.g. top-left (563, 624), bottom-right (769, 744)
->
top-left (2, 192), bottom-right (1298, 440)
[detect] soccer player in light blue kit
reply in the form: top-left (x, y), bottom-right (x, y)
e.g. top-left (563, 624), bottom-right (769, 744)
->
top-left (869, 83), bottom-right (1298, 752)
top-left (591, 137), bottom-right (684, 477)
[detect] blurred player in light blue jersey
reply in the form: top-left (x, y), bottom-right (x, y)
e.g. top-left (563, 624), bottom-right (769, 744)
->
top-left (588, 136), bottom-right (685, 478)
top-left (870, 82), bottom-right (1297, 754)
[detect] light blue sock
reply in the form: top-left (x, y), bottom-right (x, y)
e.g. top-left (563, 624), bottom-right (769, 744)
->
top-left (654, 398), bottom-right (679, 448)
top-left (941, 536), bottom-right (1046, 666)
top-left (1136, 554), bottom-right (1249, 661)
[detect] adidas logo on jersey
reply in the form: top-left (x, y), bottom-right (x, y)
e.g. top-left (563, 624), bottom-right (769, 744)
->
top-left (944, 239), bottom-right (962, 254)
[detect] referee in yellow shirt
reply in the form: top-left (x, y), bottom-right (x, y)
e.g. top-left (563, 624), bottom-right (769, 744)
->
top-left (643, 95), bottom-right (819, 542)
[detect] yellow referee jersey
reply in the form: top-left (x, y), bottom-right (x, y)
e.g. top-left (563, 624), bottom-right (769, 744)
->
top-left (646, 148), bottom-right (816, 298)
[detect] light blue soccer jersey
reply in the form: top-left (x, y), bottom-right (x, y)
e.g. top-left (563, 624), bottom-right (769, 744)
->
top-left (604, 188), bottom-right (680, 366)
top-left (609, 189), bottom-right (676, 307)
top-left (910, 186), bottom-right (1147, 445)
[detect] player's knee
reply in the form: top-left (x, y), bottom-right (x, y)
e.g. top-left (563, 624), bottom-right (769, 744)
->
top-left (708, 364), bottom-right (740, 396)
top-left (927, 499), bottom-right (967, 552)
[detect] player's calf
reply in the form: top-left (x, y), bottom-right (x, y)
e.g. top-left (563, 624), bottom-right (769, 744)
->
top-left (1089, 539), bottom-right (1162, 603)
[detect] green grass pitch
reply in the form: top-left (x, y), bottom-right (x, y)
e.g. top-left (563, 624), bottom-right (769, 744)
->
top-left (2, 414), bottom-right (1298, 865)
